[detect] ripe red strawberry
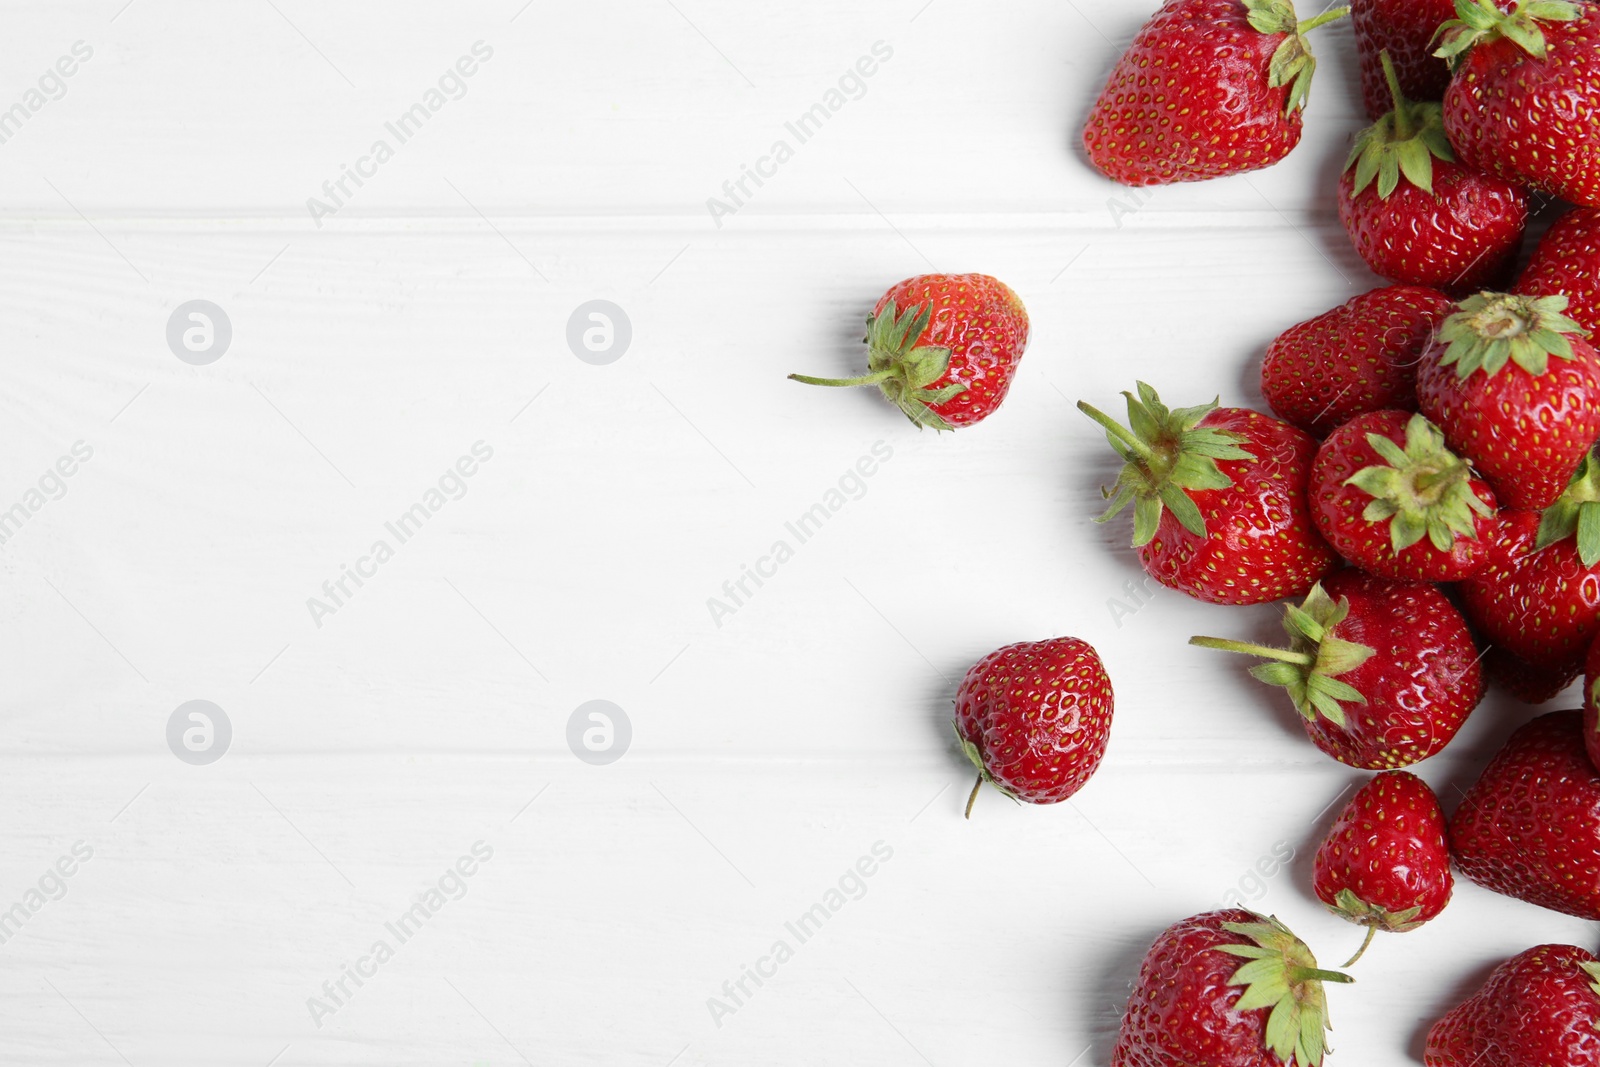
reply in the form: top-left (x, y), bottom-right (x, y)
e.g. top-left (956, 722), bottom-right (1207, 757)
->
top-left (1111, 910), bottom-right (1351, 1067)
top-left (953, 637), bottom-right (1113, 817)
top-left (1338, 54), bottom-right (1528, 295)
top-left (1079, 384), bottom-right (1337, 605)
top-left (1309, 410), bottom-right (1497, 581)
top-left (1082, 0), bottom-right (1349, 185)
top-left (1439, 0), bottom-right (1600, 209)
top-left (1584, 633), bottom-right (1600, 768)
top-left (1426, 944), bottom-right (1600, 1067)
top-left (1313, 771), bottom-right (1452, 966)
top-left (1192, 571), bottom-right (1483, 768)
top-left (1515, 207), bottom-right (1600, 336)
top-left (1486, 645), bottom-right (1580, 704)
top-left (1451, 710), bottom-right (1600, 919)
top-left (1352, 0), bottom-right (1456, 118)
top-left (1416, 292), bottom-right (1600, 510)
top-left (788, 274), bottom-right (1029, 430)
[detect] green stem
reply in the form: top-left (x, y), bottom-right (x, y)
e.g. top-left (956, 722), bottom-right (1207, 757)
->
top-left (788, 369), bottom-right (895, 389)
top-left (1076, 401), bottom-right (1155, 461)
top-left (1288, 965), bottom-right (1355, 985)
top-left (1342, 925), bottom-right (1378, 968)
top-left (1189, 636), bottom-right (1314, 666)
top-left (964, 775), bottom-right (983, 820)
top-left (1297, 5), bottom-right (1351, 33)
top-left (1379, 51), bottom-right (1412, 139)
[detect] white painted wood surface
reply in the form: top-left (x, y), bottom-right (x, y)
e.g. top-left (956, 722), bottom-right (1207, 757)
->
top-left (0, 2), bottom-right (1593, 1065)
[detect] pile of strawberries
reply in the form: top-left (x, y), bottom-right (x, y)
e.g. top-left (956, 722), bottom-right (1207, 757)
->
top-left (789, 0), bottom-right (1600, 1062)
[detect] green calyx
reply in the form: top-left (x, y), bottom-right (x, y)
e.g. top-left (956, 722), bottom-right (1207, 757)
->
top-left (788, 299), bottom-right (964, 431)
top-left (1345, 52), bottom-right (1454, 198)
top-left (1437, 292), bottom-right (1590, 379)
top-left (1537, 452), bottom-right (1600, 565)
top-left (1582, 960), bottom-right (1600, 1004)
top-left (1328, 890), bottom-right (1424, 966)
top-left (1344, 414), bottom-right (1493, 556)
top-left (1434, 0), bottom-right (1580, 66)
top-left (1190, 583), bottom-right (1375, 727)
top-left (1077, 383), bottom-right (1256, 548)
top-left (1245, 0), bottom-right (1352, 117)
top-left (1217, 915), bottom-right (1354, 1067)
top-left (955, 729), bottom-right (1018, 819)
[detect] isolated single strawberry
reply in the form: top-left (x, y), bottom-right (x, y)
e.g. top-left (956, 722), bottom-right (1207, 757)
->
top-left (1338, 53), bottom-right (1528, 295)
top-left (1515, 208), bottom-right (1600, 336)
top-left (1352, 0), bottom-right (1456, 118)
top-left (1079, 384), bottom-right (1336, 605)
top-left (1082, 0), bottom-right (1348, 185)
top-left (1313, 771), bottom-right (1452, 965)
top-left (1451, 709), bottom-right (1600, 919)
top-left (1192, 572), bottom-right (1481, 768)
top-left (1309, 410), bottom-right (1497, 581)
top-left (1416, 292), bottom-right (1600, 510)
top-left (1261, 286), bottom-right (1453, 437)
top-left (1111, 910), bottom-right (1351, 1067)
top-left (1438, 0), bottom-right (1600, 208)
top-left (953, 637), bottom-right (1113, 817)
top-left (1427, 944), bottom-right (1600, 1067)
top-left (788, 274), bottom-right (1029, 430)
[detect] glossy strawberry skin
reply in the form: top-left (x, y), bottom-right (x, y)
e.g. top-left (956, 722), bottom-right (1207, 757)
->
top-left (1515, 208), bottom-right (1600, 336)
top-left (1298, 570), bottom-right (1481, 768)
top-left (1337, 161), bottom-right (1528, 296)
top-left (953, 638), bottom-right (1113, 805)
top-left (1352, 0), bottom-right (1456, 119)
top-left (1083, 0), bottom-right (1301, 185)
top-left (1138, 408), bottom-right (1337, 605)
top-left (1450, 710), bottom-right (1600, 920)
top-left (1262, 286), bottom-right (1454, 437)
top-left (1443, 5), bottom-right (1600, 208)
top-left (1459, 510), bottom-right (1600, 675)
top-left (1426, 944), bottom-right (1600, 1067)
top-left (1309, 409), bottom-right (1497, 581)
top-left (1314, 771), bottom-right (1452, 926)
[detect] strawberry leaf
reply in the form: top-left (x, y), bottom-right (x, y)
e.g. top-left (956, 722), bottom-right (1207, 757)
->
top-left (1342, 414), bottom-right (1493, 556)
top-left (1439, 293), bottom-right (1590, 380)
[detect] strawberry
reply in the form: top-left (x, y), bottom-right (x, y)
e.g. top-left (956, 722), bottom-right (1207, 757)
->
top-left (788, 274), bottom-right (1028, 430)
top-left (953, 637), bottom-right (1113, 817)
top-left (1309, 410), bottom-right (1497, 582)
top-left (1191, 572), bottom-right (1482, 768)
top-left (1415, 292), bottom-right (1600, 511)
top-left (1082, 0), bottom-right (1349, 185)
top-left (1426, 944), bottom-right (1600, 1067)
top-left (1451, 710), bottom-right (1600, 918)
top-left (1486, 645), bottom-right (1580, 704)
top-left (1338, 53), bottom-right (1528, 296)
top-left (1111, 910), bottom-right (1351, 1067)
top-left (1352, 0), bottom-right (1456, 118)
top-left (1438, 0), bottom-right (1600, 209)
top-left (1515, 207), bottom-right (1600, 336)
top-left (1313, 771), bottom-right (1452, 966)
top-left (1262, 285), bottom-right (1453, 437)
top-left (1078, 384), bottom-right (1337, 605)
top-left (1584, 633), bottom-right (1600, 768)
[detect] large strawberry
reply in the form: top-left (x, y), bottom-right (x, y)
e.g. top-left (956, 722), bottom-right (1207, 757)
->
top-left (1261, 285), bottom-right (1453, 437)
top-left (788, 274), bottom-right (1028, 430)
top-left (1416, 292), bottom-right (1600, 510)
top-left (1426, 944), bottom-right (1600, 1067)
top-left (1339, 52), bottom-right (1528, 295)
top-left (1309, 410), bottom-right (1497, 581)
top-left (1111, 910), bottom-right (1351, 1067)
top-left (1313, 771), bottom-right (1452, 966)
top-left (1515, 207), bottom-right (1600, 336)
top-left (1438, 0), bottom-right (1600, 208)
top-left (1352, 0), bottom-right (1456, 118)
top-left (1082, 0), bottom-right (1349, 185)
top-left (1450, 710), bottom-right (1600, 919)
top-left (1192, 572), bottom-right (1482, 768)
top-left (1079, 384), bottom-right (1336, 605)
top-left (953, 637), bottom-right (1113, 817)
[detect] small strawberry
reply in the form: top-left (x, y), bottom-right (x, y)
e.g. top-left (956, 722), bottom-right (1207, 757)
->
top-left (1309, 410), bottom-right (1497, 582)
top-left (1313, 771), bottom-right (1453, 966)
top-left (1352, 0), bottom-right (1456, 118)
top-left (1451, 709), bottom-right (1600, 919)
top-left (1514, 207), bottom-right (1600, 336)
top-left (1191, 572), bottom-right (1482, 768)
top-left (1426, 944), bottom-right (1600, 1067)
top-left (1262, 285), bottom-right (1454, 437)
top-left (788, 274), bottom-right (1029, 430)
top-left (1111, 909), bottom-right (1352, 1067)
top-left (1338, 53), bottom-right (1528, 295)
top-left (1079, 384), bottom-right (1337, 606)
top-left (953, 637), bottom-right (1113, 817)
top-left (1082, 0), bottom-right (1349, 185)
top-left (1416, 292), bottom-right (1600, 510)
top-left (1438, 0), bottom-right (1600, 209)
